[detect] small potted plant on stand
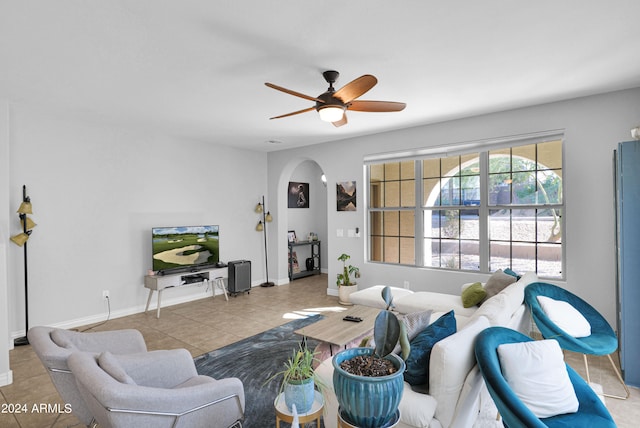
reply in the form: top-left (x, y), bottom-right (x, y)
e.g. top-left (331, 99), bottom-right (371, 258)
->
top-left (337, 253), bottom-right (360, 305)
top-left (332, 286), bottom-right (410, 428)
top-left (266, 340), bottom-right (326, 415)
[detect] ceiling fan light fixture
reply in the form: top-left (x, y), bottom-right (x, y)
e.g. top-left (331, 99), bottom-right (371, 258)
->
top-left (318, 105), bottom-right (345, 123)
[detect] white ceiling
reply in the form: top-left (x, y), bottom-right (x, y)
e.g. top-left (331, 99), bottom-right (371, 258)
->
top-left (2, 1), bottom-right (640, 152)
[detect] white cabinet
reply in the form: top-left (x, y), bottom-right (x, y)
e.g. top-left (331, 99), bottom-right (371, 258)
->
top-left (144, 266), bottom-right (228, 318)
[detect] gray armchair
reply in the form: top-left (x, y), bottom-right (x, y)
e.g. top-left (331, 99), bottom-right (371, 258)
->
top-left (68, 348), bottom-right (245, 428)
top-left (27, 326), bottom-right (148, 426)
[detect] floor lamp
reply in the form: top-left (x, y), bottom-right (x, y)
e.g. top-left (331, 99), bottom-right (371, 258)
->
top-left (10, 185), bottom-right (36, 346)
top-left (255, 196), bottom-right (275, 287)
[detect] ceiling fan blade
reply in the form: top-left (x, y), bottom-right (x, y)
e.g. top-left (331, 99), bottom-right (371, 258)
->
top-left (269, 106), bottom-right (315, 120)
top-left (348, 100), bottom-right (406, 112)
top-left (265, 82), bottom-right (324, 103)
top-left (332, 114), bottom-right (348, 127)
top-left (333, 75), bottom-right (377, 103)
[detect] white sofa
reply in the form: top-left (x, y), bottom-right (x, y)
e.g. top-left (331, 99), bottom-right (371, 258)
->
top-left (315, 272), bottom-right (538, 428)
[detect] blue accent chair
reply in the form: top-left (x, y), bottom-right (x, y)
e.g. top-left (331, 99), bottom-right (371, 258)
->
top-left (525, 282), bottom-right (630, 399)
top-left (474, 327), bottom-right (616, 427)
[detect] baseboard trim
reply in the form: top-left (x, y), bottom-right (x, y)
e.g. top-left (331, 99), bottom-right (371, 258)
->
top-left (0, 369), bottom-right (13, 387)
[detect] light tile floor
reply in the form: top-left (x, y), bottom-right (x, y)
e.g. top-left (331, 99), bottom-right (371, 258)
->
top-left (1, 274), bottom-right (638, 427)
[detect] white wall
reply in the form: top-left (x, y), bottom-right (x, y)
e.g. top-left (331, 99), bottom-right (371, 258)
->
top-left (6, 106), bottom-right (267, 334)
top-left (267, 87), bottom-right (640, 325)
top-left (0, 100), bottom-right (12, 386)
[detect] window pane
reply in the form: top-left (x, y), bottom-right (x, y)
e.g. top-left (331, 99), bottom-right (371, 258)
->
top-left (441, 239), bottom-right (460, 269)
top-left (385, 181), bottom-right (400, 206)
top-left (401, 161), bottom-right (415, 180)
top-left (489, 241), bottom-right (511, 271)
top-left (489, 209), bottom-right (510, 240)
top-left (370, 211), bottom-right (383, 235)
top-left (399, 211), bottom-right (415, 236)
top-left (423, 178), bottom-right (440, 207)
top-left (401, 180), bottom-right (415, 207)
top-left (510, 242), bottom-right (536, 273)
top-left (400, 237), bottom-right (415, 264)
top-left (538, 170), bottom-right (562, 204)
top-left (440, 177), bottom-right (460, 206)
top-left (370, 182), bottom-right (384, 208)
top-left (460, 210), bottom-right (479, 239)
top-left (537, 209), bottom-right (562, 242)
top-left (489, 149), bottom-right (510, 173)
top-left (423, 158), bottom-right (440, 178)
top-left (384, 237), bottom-right (399, 263)
top-left (371, 236), bottom-right (383, 262)
top-left (370, 164), bottom-right (384, 181)
top-left (385, 163), bottom-right (400, 180)
top-left (442, 157), bottom-right (459, 177)
top-left (538, 140), bottom-right (562, 170)
top-left (461, 175), bottom-right (480, 206)
top-left (537, 243), bottom-right (562, 278)
top-left (460, 153), bottom-right (479, 174)
top-left (384, 211), bottom-right (399, 235)
top-left (512, 144), bottom-right (536, 171)
top-left (489, 174), bottom-right (512, 205)
top-left (425, 238), bottom-right (439, 267)
top-left (461, 240), bottom-right (480, 271)
top-left (441, 210), bottom-right (460, 239)
top-left (425, 210), bottom-right (440, 238)
top-left (512, 209), bottom-right (536, 242)
top-left (512, 171), bottom-right (536, 204)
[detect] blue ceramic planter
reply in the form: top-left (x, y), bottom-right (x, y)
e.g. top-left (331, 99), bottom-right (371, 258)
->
top-left (284, 377), bottom-right (315, 413)
top-left (332, 347), bottom-right (405, 428)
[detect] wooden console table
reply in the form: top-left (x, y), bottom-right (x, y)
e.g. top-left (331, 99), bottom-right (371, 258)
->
top-left (288, 240), bottom-right (321, 280)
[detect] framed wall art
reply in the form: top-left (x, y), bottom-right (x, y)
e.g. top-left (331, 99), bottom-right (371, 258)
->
top-left (337, 180), bottom-right (356, 211)
top-left (288, 181), bottom-right (309, 208)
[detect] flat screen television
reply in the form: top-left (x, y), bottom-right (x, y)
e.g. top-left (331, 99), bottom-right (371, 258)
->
top-left (152, 225), bottom-right (220, 274)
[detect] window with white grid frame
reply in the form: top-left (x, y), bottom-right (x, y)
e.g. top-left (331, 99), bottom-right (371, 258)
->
top-left (367, 137), bottom-right (564, 279)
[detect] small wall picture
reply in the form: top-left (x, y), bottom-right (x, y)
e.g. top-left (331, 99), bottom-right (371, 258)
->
top-left (337, 180), bottom-right (357, 211)
top-left (290, 251), bottom-right (300, 273)
top-left (288, 181), bottom-right (309, 208)
top-left (288, 230), bottom-right (297, 243)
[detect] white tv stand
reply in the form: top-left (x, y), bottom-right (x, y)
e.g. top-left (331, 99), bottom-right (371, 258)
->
top-left (144, 266), bottom-right (228, 318)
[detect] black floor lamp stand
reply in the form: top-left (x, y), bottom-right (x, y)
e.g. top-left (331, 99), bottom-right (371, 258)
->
top-left (10, 185), bottom-right (34, 347)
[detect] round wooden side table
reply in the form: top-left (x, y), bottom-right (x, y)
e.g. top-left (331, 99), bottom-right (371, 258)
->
top-left (337, 408), bottom-right (400, 428)
top-left (274, 390), bottom-right (324, 427)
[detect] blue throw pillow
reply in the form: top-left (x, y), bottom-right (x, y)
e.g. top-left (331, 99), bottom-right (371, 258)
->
top-left (504, 268), bottom-right (521, 280)
top-left (403, 310), bottom-right (457, 386)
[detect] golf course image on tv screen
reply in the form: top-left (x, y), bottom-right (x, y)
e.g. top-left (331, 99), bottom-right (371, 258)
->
top-left (152, 225), bottom-right (219, 272)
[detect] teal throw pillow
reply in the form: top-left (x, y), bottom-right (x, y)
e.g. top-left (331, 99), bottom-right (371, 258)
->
top-left (461, 282), bottom-right (486, 308)
top-left (504, 268), bottom-right (521, 280)
top-left (403, 310), bottom-right (457, 386)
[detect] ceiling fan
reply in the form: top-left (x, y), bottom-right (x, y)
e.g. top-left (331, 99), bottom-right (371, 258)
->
top-left (265, 70), bottom-right (406, 127)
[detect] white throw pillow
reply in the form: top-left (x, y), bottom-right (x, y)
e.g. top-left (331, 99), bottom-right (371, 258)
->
top-left (537, 296), bottom-right (591, 337)
top-left (497, 339), bottom-right (579, 419)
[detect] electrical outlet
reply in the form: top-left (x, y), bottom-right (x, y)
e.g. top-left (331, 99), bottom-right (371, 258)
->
top-left (102, 290), bottom-right (110, 299)
top-left (403, 281), bottom-right (410, 289)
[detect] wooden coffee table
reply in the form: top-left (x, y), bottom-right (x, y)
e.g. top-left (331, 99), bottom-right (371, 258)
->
top-left (294, 305), bottom-right (380, 354)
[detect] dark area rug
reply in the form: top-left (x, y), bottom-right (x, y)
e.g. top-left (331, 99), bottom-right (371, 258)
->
top-left (194, 315), bottom-right (324, 428)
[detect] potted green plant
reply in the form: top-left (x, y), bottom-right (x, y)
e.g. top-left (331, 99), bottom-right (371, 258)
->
top-left (332, 286), bottom-right (410, 428)
top-left (336, 253), bottom-right (360, 305)
top-left (266, 340), bottom-right (326, 414)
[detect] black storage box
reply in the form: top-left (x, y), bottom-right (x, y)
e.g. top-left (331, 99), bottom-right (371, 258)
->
top-left (228, 260), bottom-right (251, 295)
